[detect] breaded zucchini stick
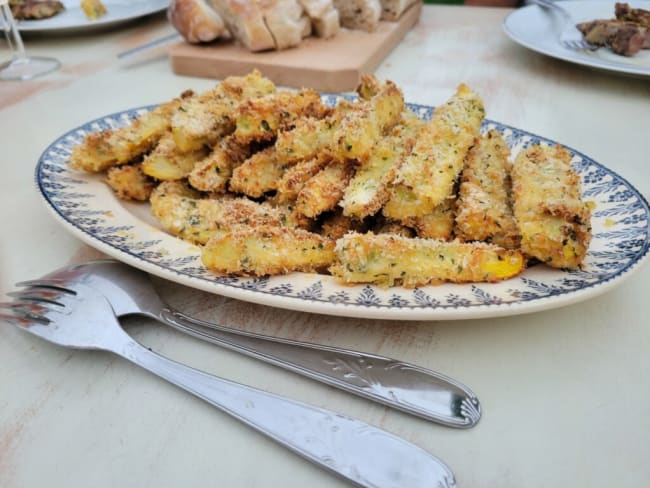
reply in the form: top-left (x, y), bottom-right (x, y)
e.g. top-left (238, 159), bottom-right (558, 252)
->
top-left (331, 233), bottom-right (525, 287)
top-left (405, 198), bottom-right (456, 240)
top-left (356, 74), bottom-right (384, 100)
top-left (229, 147), bottom-right (286, 198)
top-left (340, 112), bottom-right (422, 219)
top-left (320, 210), bottom-right (367, 241)
top-left (105, 164), bottom-right (155, 201)
top-left (233, 88), bottom-right (329, 145)
top-left (383, 84), bottom-right (485, 219)
top-left (69, 95), bottom-right (187, 172)
top-left (296, 161), bottom-right (355, 218)
top-left (373, 219), bottom-right (415, 238)
top-left (171, 70), bottom-right (276, 152)
top-left (333, 81), bottom-right (404, 163)
top-left (511, 144), bottom-right (591, 268)
top-left (274, 116), bottom-right (337, 166)
top-left (455, 130), bottom-right (520, 249)
top-left (141, 131), bottom-right (208, 181)
top-left (150, 181), bottom-right (295, 244)
top-left (275, 155), bottom-right (331, 203)
top-left (202, 225), bottom-right (336, 276)
top-left (188, 136), bottom-right (249, 193)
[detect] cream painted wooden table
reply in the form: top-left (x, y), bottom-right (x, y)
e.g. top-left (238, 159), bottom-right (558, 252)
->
top-left (1, 5), bottom-right (649, 487)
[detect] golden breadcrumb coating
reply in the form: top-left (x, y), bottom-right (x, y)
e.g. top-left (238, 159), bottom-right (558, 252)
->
top-left (511, 144), bottom-right (592, 268)
top-left (234, 88), bottom-right (330, 145)
top-left (202, 225), bottom-right (335, 276)
top-left (141, 131), bottom-right (208, 181)
top-left (340, 111), bottom-right (422, 219)
top-left (171, 70), bottom-right (275, 152)
top-left (150, 181), bottom-right (297, 244)
top-left (296, 161), bottom-right (355, 218)
top-left (105, 164), bottom-right (155, 201)
top-left (331, 232), bottom-right (525, 287)
top-left (455, 130), bottom-right (520, 249)
top-left (383, 84), bottom-right (485, 219)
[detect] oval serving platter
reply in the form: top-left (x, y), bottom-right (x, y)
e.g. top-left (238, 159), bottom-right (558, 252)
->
top-left (35, 96), bottom-right (650, 320)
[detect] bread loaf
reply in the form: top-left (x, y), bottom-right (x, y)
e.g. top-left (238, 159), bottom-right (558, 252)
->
top-left (332, 0), bottom-right (381, 32)
top-left (259, 0), bottom-right (306, 49)
top-left (168, 0), bottom-right (229, 44)
top-left (299, 0), bottom-right (339, 38)
top-left (209, 0), bottom-right (275, 51)
top-left (313, 7), bottom-right (339, 38)
top-left (380, 0), bottom-right (419, 21)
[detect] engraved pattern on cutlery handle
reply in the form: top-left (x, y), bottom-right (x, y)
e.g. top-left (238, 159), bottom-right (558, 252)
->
top-left (161, 308), bottom-right (481, 427)
top-left (118, 339), bottom-right (456, 488)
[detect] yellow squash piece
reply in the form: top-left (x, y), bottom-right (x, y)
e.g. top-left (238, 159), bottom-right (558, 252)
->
top-left (69, 96), bottom-right (186, 172)
top-left (141, 131), bottom-right (208, 181)
top-left (331, 232), bottom-right (525, 287)
top-left (105, 164), bottom-right (154, 201)
top-left (511, 144), bottom-right (592, 268)
top-left (455, 130), bottom-right (520, 249)
top-left (150, 181), bottom-right (295, 244)
top-left (340, 112), bottom-right (421, 219)
top-left (234, 89), bottom-right (329, 145)
top-left (171, 70), bottom-right (275, 152)
top-left (202, 225), bottom-right (336, 276)
top-left (383, 83), bottom-right (485, 219)
top-left (333, 81), bottom-right (405, 163)
top-left (296, 161), bottom-right (355, 218)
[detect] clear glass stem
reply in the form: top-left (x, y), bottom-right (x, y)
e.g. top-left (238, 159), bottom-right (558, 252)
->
top-left (1, 1), bottom-right (27, 61)
top-left (0, 0), bottom-right (60, 81)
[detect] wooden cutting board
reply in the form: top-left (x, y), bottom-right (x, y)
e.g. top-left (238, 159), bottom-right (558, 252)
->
top-left (169, 2), bottom-right (422, 92)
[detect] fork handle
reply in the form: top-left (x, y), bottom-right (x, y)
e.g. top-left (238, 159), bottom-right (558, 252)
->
top-left (159, 307), bottom-right (480, 428)
top-left (117, 339), bottom-right (456, 488)
top-left (529, 0), bottom-right (571, 22)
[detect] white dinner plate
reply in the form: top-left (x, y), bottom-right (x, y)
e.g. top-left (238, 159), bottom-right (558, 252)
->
top-left (503, 0), bottom-right (650, 77)
top-left (16, 0), bottom-right (167, 34)
top-left (35, 97), bottom-right (650, 320)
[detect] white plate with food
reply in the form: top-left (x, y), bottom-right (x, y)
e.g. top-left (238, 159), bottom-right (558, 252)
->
top-left (503, 0), bottom-right (650, 77)
top-left (35, 85), bottom-right (650, 320)
top-left (14, 0), bottom-right (167, 34)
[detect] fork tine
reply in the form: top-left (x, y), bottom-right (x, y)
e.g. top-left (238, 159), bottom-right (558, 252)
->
top-left (0, 302), bottom-right (51, 324)
top-left (15, 279), bottom-right (76, 294)
top-left (0, 311), bottom-right (35, 327)
top-left (8, 288), bottom-right (67, 306)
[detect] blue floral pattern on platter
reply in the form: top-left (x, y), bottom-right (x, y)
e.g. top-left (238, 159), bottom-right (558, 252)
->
top-left (35, 97), bottom-right (650, 320)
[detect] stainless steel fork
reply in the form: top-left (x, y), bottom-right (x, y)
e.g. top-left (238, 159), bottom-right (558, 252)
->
top-left (10, 259), bottom-right (481, 428)
top-left (0, 283), bottom-right (456, 488)
top-left (529, 0), bottom-right (598, 51)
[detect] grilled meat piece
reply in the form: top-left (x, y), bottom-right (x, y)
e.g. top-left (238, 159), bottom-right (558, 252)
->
top-left (577, 19), bottom-right (649, 56)
top-left (10, 0), bottom-right (65, 20)
top-left (615, 2), bottom-right (650, 28)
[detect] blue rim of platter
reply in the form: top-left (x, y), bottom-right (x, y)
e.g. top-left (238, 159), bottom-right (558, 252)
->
top-left (34, 96), bottom-right (650, 320)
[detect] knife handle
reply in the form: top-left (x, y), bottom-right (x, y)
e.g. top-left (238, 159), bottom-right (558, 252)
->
top-left (159, 307), bottom-right (481, 428)
top-left (120, 338), bottom-right (456, 488)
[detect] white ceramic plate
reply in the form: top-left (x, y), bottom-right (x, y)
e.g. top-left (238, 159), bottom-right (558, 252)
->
top-left (16, 0), bottom-right (167, 34)
top-left (503, 0), bottom-right (650, 77)
top-left (35, 98), bottom-right (650, 320)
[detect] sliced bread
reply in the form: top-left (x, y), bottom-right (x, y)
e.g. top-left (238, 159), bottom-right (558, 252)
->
top-left (313, 7), bottom-right (339, 38)
top-left (299, 0), bottom-right (339, 38)
top-left (169, 0), bottom-right (229, 44)
top-left (380, 0), bottom-right (419, 21)
top-left (332, 0), bottom-right (381, 32)
top-left (259, 0), bottom-right (306, 49)
top-left (208, 0), bottom-right (275, 51)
